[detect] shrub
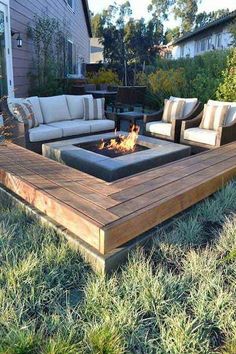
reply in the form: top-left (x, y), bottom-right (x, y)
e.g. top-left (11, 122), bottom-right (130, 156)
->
top-left (137, 50), bottom-right (229, 109)
top-left (87, 69), bottom-right (121, 85)
top-left (216, 48), bottom-right (236, 102)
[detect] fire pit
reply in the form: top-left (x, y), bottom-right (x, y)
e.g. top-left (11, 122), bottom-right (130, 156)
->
top-left (43, 130), bottom-right (191, 182)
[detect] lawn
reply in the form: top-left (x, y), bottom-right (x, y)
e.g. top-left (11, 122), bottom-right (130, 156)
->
top-left (0, 182), bottom-right (236, 354)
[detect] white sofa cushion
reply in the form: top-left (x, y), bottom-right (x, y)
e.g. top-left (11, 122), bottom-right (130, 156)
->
top-left (39, 95), bottom-right (71, 124)
top-left (146, 121), bottom-right (172, 136)
top-left (207, 100), bottom-right (236, 125)
top-left (48, 120), bottom-right (91, 137)
top-left (29, 124), bottom-right (63, 142)
top-left (170, 96), bottom-right (198, 117)
top-left (184, 127), bottom-right (217, 146)
top-left (90, 119), bottom-right (115, 133)
top-left (65, 95), bottom-right (93, 119)
top-left (26, 96), bottom-right (44, 124)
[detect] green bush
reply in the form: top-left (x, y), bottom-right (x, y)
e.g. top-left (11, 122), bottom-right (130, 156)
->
top-left (137, 50), bottom-right (229, 109)
top-left (87, 69), bottom-right (121, 86)
top-left (216, 48), bottom-right (236, 101)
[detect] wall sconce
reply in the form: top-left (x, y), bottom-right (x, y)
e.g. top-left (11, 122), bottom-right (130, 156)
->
top-left (11, 31), bottom-right (23, 48)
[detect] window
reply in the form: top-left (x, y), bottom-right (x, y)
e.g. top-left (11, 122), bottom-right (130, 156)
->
top-left (216, 34), bottom-right (222, 48)
top-left (180, 46), bottom-right (184, 57)
top-left (65, 0), bottom-right (74, 11)
top-left (67, 40), bottom-right (73, 75)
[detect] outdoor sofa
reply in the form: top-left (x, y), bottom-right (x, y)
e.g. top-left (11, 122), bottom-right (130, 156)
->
top-left (144, 96), bottom-right (203, 143)
top-left (3, 94), bottom-right (116, 154)
top-left (180, 100), bottom-right (236, 153)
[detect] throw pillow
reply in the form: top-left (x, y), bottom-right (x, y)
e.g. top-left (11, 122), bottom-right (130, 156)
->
top-left (11, 102), bottom-right (39, 129)
top-left (162, 99), bottom-right (185, 123)
top-left (200, 104), bottom-right (230, 131)
top-left (83, 97), bottom-right (105, 120)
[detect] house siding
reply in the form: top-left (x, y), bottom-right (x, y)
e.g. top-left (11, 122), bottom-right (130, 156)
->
top-left (172, 24), bottom-right (234, 60)
top-left (10, 0), bottom-right (90, 97)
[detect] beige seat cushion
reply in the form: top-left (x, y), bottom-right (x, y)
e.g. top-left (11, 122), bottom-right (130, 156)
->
top-left (65, 95), bottom-right (93, 119)
top-left (39, 95), bottom-right (71, 124)
top-left (184, 127), bottom-right (217, 146)
top-left (26, 96), bottom-right (44, 124)
top-left (170, 96), bottom-right (198, 117)
top-left (48, 120), bottom-right (91, 137)
top-left (207, 100), bottom-right (236, 125)
top-left (29, 124), bottom-right (63, 142)
top-left (200, 104), bottom-right (229, 130)
top-left (162, 99), bottom-right (185, 123)
top-left (90, 119), bottom-right (115, 133)
top-left (146, 121), bottom-right (172, 136)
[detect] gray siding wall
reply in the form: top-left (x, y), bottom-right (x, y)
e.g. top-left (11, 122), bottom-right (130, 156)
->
top-left (10, 0), bottom-right (90, 97)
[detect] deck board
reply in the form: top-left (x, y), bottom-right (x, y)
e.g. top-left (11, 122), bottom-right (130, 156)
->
top-left (1, 142), bottom-right (236, 255)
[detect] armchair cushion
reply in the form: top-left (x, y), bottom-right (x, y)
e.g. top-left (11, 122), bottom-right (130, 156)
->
top-left (26, 96), bottom-right (44, 124)
top-left (146, 121), bottom-right (172, 137)
top-left (83, 98), bottom-right (105, 120)
top-left (170, 96), bottom-right (198, 117)
top-left (184, 127), bottom-right (217, 146)
top-left (200, 104), bottom-right (230, 130)
top-left (162, 99), bottom-right (185, 123)
top-left (48, 120), bottom-right (91, 137)
top-left (208, 100), bottom-right (236, 125)
top-left (29, 124), bottom-right (63, 143)
top-left (39, 95), bottom-right (71, 124)
top-left (65, 94), bottom-right (93, 119)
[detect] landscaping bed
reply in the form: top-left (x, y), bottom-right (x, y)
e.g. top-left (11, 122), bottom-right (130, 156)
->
top-left (0, 182), bottom-right (236, 353)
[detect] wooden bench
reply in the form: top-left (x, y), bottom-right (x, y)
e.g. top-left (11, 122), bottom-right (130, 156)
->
top-left (0, 142), bottom-right (236, 265)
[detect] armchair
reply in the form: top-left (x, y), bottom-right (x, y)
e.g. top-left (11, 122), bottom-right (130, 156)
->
top-left (180, 100), bottom-right (236, 153)
top-left (144, 97), bottom-right (203, 143)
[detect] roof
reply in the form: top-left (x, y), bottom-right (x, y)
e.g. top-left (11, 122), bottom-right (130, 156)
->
top-left (173, 10), bottom-right (236, 45)
top-left (82, 0), bottom-right (92, 38)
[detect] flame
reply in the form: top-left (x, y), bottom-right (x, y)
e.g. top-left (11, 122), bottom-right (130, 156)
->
top-left (99, 125), bottom-right (140, 153)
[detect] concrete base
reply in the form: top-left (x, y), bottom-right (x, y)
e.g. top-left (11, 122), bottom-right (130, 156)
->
top-left (0, 185), bottom-right (193, 273)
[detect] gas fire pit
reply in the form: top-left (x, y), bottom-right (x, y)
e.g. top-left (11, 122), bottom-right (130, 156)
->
top-left (43, 131), bottom-right (191, 182)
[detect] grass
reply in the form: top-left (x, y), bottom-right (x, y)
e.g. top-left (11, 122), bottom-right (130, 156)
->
top-left (0, 181), bottom-right (236, 354)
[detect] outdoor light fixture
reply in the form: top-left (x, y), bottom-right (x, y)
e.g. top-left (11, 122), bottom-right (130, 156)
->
top-left (11, 31), bottom-right (23, 48)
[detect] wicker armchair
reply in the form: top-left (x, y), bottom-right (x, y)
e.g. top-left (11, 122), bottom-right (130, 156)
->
top-left (180, 100), bottom-right (236, 153)
top-left (144, 98), bottom-right (203, 143)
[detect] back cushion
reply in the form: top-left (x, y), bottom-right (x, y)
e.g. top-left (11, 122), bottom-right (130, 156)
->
top-left (39, 95), bottom-right (71, 124)
top-left (170, 96), bottom-right (198, 117)
top-left (208, 100), bottom-right (236, 125)
top-left (65, 94), bottom-right (93, 119)
top-left (26, 96), bottom-right (44, 124)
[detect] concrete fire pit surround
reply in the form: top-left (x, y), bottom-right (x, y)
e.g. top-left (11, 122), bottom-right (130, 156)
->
top-left (42, 132), bottom-right (191, 182)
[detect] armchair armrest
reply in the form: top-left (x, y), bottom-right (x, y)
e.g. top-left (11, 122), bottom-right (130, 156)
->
top-left (217, 119), bottom-right (236, 146)
top-left (181, 112), bottom-right (203, 130)
top-left (143, 109), bottom-right (163, 123)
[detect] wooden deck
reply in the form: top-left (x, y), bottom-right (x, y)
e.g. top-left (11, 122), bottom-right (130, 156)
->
top-left (0, 142), bottom-right (236, 255)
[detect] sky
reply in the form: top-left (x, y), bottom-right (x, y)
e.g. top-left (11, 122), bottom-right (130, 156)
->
top-left (88, 0), bottom-right (236, 28)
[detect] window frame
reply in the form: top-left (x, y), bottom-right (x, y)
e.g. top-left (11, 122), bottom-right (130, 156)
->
top-left (67, 39), bottom-right (73, 75)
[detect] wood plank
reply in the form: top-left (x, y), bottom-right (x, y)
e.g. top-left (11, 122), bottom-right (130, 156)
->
top-left (111, 147), bottom-right (236, 202)
top-left (0, 169), bottom-right (101, 250)
top-left (109, 155), bottom-right (236, 218)
top-left (101, 163), bottom-right (236, 253)
top-left (111, 143), bottom-right (234, 191)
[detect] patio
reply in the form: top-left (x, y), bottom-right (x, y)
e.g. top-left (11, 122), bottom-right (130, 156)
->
top-left (1, 141), bottom-right (236, 271)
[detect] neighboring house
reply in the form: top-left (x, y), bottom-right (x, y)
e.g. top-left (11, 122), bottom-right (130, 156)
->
top-left (90, 37), bottom-right (104, 63)
top-left (0, 0), bottom-right (92, 98)
top-left (171, 10), bottom-right (236, 60)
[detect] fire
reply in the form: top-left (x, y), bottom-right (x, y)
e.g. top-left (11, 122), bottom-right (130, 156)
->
top-left (99, 125), bottom-right (140, 153)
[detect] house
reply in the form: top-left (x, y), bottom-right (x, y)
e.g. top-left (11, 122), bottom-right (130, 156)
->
top-left (171, 10), bottom-right (236, 60)
top-left (90, 37), bottom-right (104, 63)
top-left (0, 0), bottom-right (92, 98)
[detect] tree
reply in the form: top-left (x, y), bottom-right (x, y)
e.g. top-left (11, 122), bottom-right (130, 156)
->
top-left (164, 26), bottom-right (180, 43)
top-left (195, 9), bottom-right (230, 28)
top-left (149, 0), bottom-right (200, 33)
